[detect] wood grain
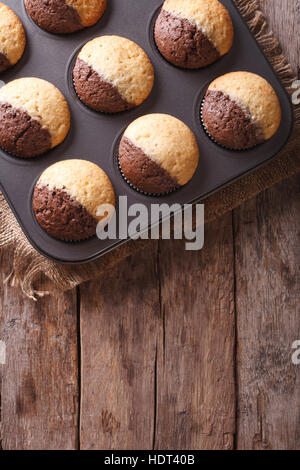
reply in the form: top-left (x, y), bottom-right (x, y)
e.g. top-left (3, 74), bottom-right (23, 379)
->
top-left (79, 244), bottom-right (161, 450)
top-left (79, 213), bottom-right (235, 449)
top-left (155, 215), bottom-right (236, 450)
top-left (0, 251), bottom-right (78, 450)
top-left (259, 0), bottom-right (300, 73)
top-left (233, 0), bottom-right (300, 451)
top-left (234, 175), bottom-right (300, 450)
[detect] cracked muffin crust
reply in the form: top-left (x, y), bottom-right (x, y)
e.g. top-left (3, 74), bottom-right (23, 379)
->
top-left (24, 0), bottom-right (107, 34)
top-left (0, 77), bottom-right (70, 157)
top-left (33, 159), bottom-right (115, 241)
top-left (73, 36), bottom-right (154, 113)
top-left (154, 0), bottom-right (234, 69)
top-left (0, 2), bottom-right (26, 73)
top-left (118, 114), bottom-right (199, 195)
top-left (202, 71), bottom-right (282, 150)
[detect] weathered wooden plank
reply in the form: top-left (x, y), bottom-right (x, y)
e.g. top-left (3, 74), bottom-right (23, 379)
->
top-left (234, 174), bottom-right (300, 450)
top-left (234, 0), bottom-right (300, 451)
top-left (79, 244), bottom-right (161, 450)
top-left (0, 250), bottom-right (78, 450)
top-left (259, 0), bottom-right (300, 71)
top-left (155, 214), bottom-right (236, 450)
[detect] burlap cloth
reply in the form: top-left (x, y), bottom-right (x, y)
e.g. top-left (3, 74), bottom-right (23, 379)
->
top-left (1, 0), bottom-right (299, 299)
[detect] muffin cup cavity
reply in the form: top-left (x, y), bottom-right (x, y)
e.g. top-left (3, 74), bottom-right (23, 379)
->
top-left (54, 235), bottom-right (96, 243)
top-left (0, 145), bottom-right (47, 159)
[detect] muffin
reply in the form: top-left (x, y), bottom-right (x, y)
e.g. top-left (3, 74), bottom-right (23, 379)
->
top-left (33, 159), bottom-right (115, 241)
top-left (118, 114), bottom-right (199, 195)
top-left (201, 71), bottom-right (282, 150)
top-left (73, 36), bottom-right (154, 113)
top-left (0, 2), bottom-right (26, 73)
top-left (154, 0), bottom-right (234, 69)
top-left (0, 77), bottom-right (70, 158)
top-left (24, 0), bottom-right (107, 34)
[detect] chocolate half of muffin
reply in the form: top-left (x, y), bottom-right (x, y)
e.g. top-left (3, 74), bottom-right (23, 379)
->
top-left (24, 0), bottom-right (107, 34)
top-left (24, 0), bottom-right (83, 34)
top-left (119, 136), bottom-right (179, 195)
top-left (0, 102), bottom-right (52, 157)
top-left (201, 90), bottom-right (265, 150)
top-left (0, 77), bottom-right (70, 157)
top-left (33, 184), bottom-right (98, 241)
top-left (33, 160), bottom-right (115, 241)
top-left (118, 114), bottom-right (199, 195)
top-left (201, 72), bottom-right (282, 150)
top-left (73, 58), bottom-right (133, 114)
top-left (154, 0), bottom-right (234, 69)
top-left (73, 36), bottom-right (154, 113)
top-left (155, 9), bottom-right (220, 69)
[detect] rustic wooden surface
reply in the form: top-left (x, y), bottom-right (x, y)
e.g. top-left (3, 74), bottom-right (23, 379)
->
top-left (235, 173), bottom-right (300, 450)
top-left (234, 0), bottom-right (300, 451)
top-left (0, 252), bottom-right (79, 450)
top-left (0, 0), bottom-right (299, 450)
top-left (155, 217), bottom-right (236, 450)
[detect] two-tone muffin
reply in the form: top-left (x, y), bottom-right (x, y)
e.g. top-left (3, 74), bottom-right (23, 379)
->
top-left (154, 0), bottom-right (234, 69)
top-left (118, 114), bottom-right (199, 195)
top-left (0, 2), bottom-right (26, 73)
top-left (0, 77), bottom-right (70, 157)
top-left (201, 71), bottom-right (282, 150)
top-left (33, 159), bottom-right (115, 241)
top-left (73, 36), bottom-right (154, 113)
top-left (24, 0), bottom-right (107, 34)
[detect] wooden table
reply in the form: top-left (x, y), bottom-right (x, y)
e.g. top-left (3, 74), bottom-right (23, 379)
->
top-left (0, 0), bottom-right (299, 450)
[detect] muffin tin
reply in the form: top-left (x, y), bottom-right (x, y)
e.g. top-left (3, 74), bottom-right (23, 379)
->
top-left (0, 0), bottom-right (294, 263)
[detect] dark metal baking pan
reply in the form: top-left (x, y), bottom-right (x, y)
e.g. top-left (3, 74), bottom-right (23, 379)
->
top-left (0, 0), bottom-right (293, 263)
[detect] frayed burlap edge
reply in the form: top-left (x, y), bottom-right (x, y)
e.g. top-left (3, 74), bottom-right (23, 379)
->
top-left (1, 0), bottom-right (300, 300)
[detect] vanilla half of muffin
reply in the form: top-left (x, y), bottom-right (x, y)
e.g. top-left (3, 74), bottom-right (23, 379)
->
top-left (0, 2), bottom-right (26, 73)
top-left (73, 36), bottom-right (154, 113)
top-left (0, 77), bottom-right (70, 157)
top-left (33, 160), bottom-right (115, 241)
top-left (118, 114), bottom-right (199, 195)
top-left (24, 0), bottom-right (107, 34)
top-left (202, 71), bottom-right (282, 150)
top-left (155, 0), bottom-right (234, 69)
